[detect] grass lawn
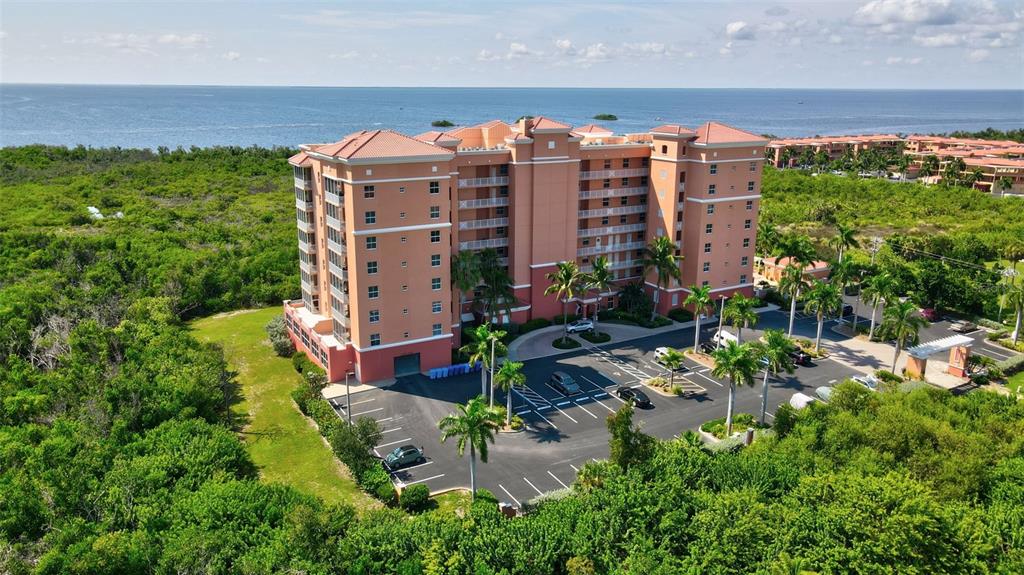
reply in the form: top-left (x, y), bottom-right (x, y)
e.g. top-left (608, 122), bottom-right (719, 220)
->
top-left (191, 307), bottom-right (376, 511)
top-left (1008, 371), bottom-right (1024, 395)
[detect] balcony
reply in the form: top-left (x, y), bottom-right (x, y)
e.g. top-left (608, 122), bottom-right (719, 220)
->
top-left (329, 261), bottom-right (348, 281)
top-left (459, 217), bottom-right (508, 230)
top-left (299, 259), bottom-right (315, 274)
top-left (332, 312), bottom-right (351, 329)
top-left (295, 197), bottom-right (314, 211)
top-left (578, 205), bottom-right (647, 219)
top-left (577, 241), bottom-right (646, 257)
top-left (300, 277), bottom-right (319, 295)
top-left (578, 186), bottom-right (648, 199)
top-left (326, 214), bottom-right (344, 232)
top-left (458, 176), bottom-right (509, 188)
top-left (675, 221), bottom-right (683, 231)
top-left (330, 283), bottom-right (347, 302)
top-left (581, 259), bottom-right (643, 273)
top-left (325, 189), bottom-right (342, 206)
top-left (578, 223), bottom-right (646, 237)
top-left (579, 168), bottom-right (649, 180)
top-left (459, 196), bottom-right (509, 209)
top-left (459, 237), bottom-right (509, 250)
top-left (298, 238), bottom-right (317, 254)
top-left (294, 176), bottom-right (312, 190)
top-left (679, 183), bottom-right (686, 193)
top-left (296, 217), bottom-right (314, 233)
top-left (327, 237), bottom-right (344, 254)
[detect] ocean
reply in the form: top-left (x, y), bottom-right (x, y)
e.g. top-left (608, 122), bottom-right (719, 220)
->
top-left (1, 84), bottom-right (1022, 149)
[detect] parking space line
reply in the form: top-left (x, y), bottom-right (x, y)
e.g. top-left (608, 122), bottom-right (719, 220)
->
top-left (499, 484), bottom-right (520, 506)
top-left (828, 379), bottom-right (838, 384)
top-left (547, 470), bottom-right (569, 489)
top-left (351, 407), bottom-right (384, 417)
top-left (549, 403), bottom-right (579, 424)
top-left (570, 464), bottom-right (580, 472)
top-left (523, 477), bottom-right (544, 496)
top-left (573, 401), bottom-right (598, 419)
top-left (537, 405), bottom-right (553, 411)
top-left (590, 396), bottom-right (616, 412)
top-left (375, 437), bottom-right (412, 449)
top-left (380, 427), bottom-right (403, 434)
top-left (349, 398), bottom-right (376, 406)
top-left (407, 474), bottom-right (445, 485)
top-left (531, 409), bottom-right (558, 429)
top-left (374, 417), bottom-right (393, 424)
top-left (599, 372), bottom-right (621, 387)
top-left (397, 460), bottom-right (434, 471)
top-left (515, 409), bottom-right (532, 416)
top-left (690, 370), bottom-right (724, 387)
top-left (593, 392), bottom-right (608, 398)
top-left (556, 401), bottom-right (571, 407)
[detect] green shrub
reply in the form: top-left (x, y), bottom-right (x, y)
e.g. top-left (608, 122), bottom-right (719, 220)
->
top-left (667, 308), bottom-right (694, 323)
top-left (987, 330), bottom-right (1009, 341)
top-left (291, 351), bottom-right (307, 373)
top-left (700, 413), bottom-right (765, 439)
top-left (431, 119), bottom-right (455, 127)
top-left (265, 316), bottom-right (295, 357)
top-left (520, 318), bottom-right (552, 333)
top-left (510, 415), bottom-right (525, 430)
top-left (995, 353), bottom-right (1024, 377)
top-left (977, 318), bottom-right (1005, 330)
top-left (399, 484), bottom-right (430, 512)
top-left (772, 403), bottom-right (798, 437)
top-left (580, 331), bottom-right (611, 343)
top-left (552, 337), bottom-right (581, 350)
top-left (552, 313), bottom-right (583, 325)
top-left (375, 481), bottom-right (397, 506)
top-left (593, 113), bottom-right (618, 121)
top-left (997, 339), bottom-right (1024, 353)
top-left (876, 370), bottom-right (903, 384)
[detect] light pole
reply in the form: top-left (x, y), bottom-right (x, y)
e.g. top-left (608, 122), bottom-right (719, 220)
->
top-left (488, 334), bottom-right (497, 406)
top-left (716, 294), bottom-right (728, 350)
top-left (345, 362), bottom-right (354, 425)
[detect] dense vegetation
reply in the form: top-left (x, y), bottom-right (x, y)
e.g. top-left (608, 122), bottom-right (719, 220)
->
top-left (2, 146), bottom-right (1022, 573)
top-left (942, 127), bottom-right (1024, 143)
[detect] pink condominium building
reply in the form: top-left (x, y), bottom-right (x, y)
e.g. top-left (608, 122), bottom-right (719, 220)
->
top-left (285, 117), bottom-right (768, 384)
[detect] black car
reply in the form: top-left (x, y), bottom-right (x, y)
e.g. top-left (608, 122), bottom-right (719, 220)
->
top-left (841, 304), bottom-right (854, 317)
top-left (788, 349), bottom-right (812, 366)
top-left (615, 386), bottom-right (652, 408)
top-left (700, 340), bottom-right (717, 354)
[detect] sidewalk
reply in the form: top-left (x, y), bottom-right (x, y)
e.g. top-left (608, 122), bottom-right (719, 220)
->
top-left (508, 317), bottom-right (714, 362)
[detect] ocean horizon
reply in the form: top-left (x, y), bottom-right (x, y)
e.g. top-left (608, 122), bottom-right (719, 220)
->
top-left (2, 84), bottom-right (1022, 149)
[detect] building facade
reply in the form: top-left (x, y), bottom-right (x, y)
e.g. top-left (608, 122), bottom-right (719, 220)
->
top-left (285, 117), bottom-right (767, 384)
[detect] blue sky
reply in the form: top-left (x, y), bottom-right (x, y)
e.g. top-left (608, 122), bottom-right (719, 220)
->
top-left (1, 0), bottom-right (1022, 88)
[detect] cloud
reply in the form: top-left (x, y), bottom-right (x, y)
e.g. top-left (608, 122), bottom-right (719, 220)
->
top-left (156, 33), bottom-right (207, 48)
top-left (476, 43), bottom-right (543, 61)
top-left (555, 38), bottom-right (574, 54)
top-left (828, 34), bottom-right (843, 44)
top-left (853, 0), bottom-right (959, 26)
top-left (223, 51), bottom-right (241, 61)
top-left (726, 21), bottom-right (755, 40)
top-left (968, 48), bottom-right (990, 61)
top-left (329, 51), bottom-right (359, 60)
top-left (0, 30), bottom-right (7, 40)
top-left (913, 32), bottom-right (962, 46)
top-left (719, 41), bottom-right (733, 56)
top-left (82, 33), bottom-right (155, 55)
top-left (283, 9), bottom-right (483, 30)
top-left (765, 6), bottom-right (790, 17)
top-left (476, 49), bottom-right (501, 62)
top-left (885, 55), bottom-right (924, 65)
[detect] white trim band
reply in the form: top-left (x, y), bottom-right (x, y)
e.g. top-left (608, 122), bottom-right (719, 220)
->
top-left (352, 222), bottom-right (452, 236)
top-left (352, 333), bottom-right (454, 352)
top-left (685, 194), bottom-right (761, 204)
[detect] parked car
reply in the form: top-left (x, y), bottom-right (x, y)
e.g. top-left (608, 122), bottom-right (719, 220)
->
top-left (852, 374), bottom-right (881, 391)
top-left (841, 304), bottom-right (854, 317)
top-left (789, 392), bottom-right (817, 409)
top-left (814, 386), bottom-right (834, 402)
top-left (615, 386), bottom-right (652, 408)
top-left (700, 340), bottom-right (718, 354)
top-left (383, 445), bottom-right (425, 470)
top-left (653, 347), bottom-right (686, 370)
top-left (711, 329), bottom-right (738, 346)
top-left (950, 320), bottom-right (978, 333)
top-left (548, 371), bottom-right (582, 396)
top-left (788, 349), bottom-right (812, 366)
top-left (565, 319), bottom-right (594, 334)
top-left (919, 308), bottom-right (939, 321)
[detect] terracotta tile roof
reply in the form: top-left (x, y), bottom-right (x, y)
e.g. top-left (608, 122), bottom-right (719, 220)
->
top-left (764, 257), bottom-right (831, 271)
top-left (771, 134), bottom-right (902, 146)
top-left (572, 123), bottom-right (614, 135)
top-left (965, 156), bottom-right (1024, 168)
top-left (413, 130), bottom-right (461, 144)
top-left (694, 121), bottom-right (766, 145)
top-left (530, 116), bottom-right (571, 130)
top-left (650, 124), bottom-right (695, 136)
top-left (288, 151), bottom-right (312, 167)
top-left (315, 130), bottom-right (455, 160)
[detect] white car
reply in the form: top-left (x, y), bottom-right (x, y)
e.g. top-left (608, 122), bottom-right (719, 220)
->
top-left (654, 347), bottom-right (687, 370)
top-left (815, 386), bottom-right (834, 402)
top-left (711, 329), bottom-right (738, 346)
top-left (852, 374), bottom-right (881, 391)
top-left (565, 319), bottom-right (594, 334)
top-left (789, 392), bottom-right (817, 409)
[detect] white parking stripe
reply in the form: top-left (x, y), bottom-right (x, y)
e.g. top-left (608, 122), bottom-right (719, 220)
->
top-left (548, 470), bottom-right (569, 489)
top-left (499, 484), bottom-right (520, 506)
top-left (548, 402), bottom-right (579, 424)
top-left (573, 400), bottom-right (599, 419)
top-left (828, 379), bottom-right (838, 384)
top-left (375, 437), bottom-right (412, 449)
top-left (691, 370), bottom-right (724, 387)
top-left (570, 464), bottom-right (580, 472)
top-left (351, 407), bottom-right (384, 417)
top-left (590, 396), bottom-right (616, 412)
top-left (406, 474), bottom-right (445, 485)
top-left (556, 401), bottom-right (571, 407)
top-left (349, 398), bottom-right (376, 406)
top-left (380, 427), bottom-right (403, 434)
top-left (397, 460), bottom-right (434, 471)
top-left (523, 477), bottom-right (544, 496)
top-left (531, 409), bottom-right (558, 429)
top-left (515, 409), bottom-right (532, 416)
top-left (375, 417), bottom-right (393, 423)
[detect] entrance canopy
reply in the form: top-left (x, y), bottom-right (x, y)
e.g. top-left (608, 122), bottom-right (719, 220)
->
top-left (905, 334), bottom-right (973, 359)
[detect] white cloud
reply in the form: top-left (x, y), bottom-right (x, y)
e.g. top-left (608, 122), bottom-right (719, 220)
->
top-left (683, 50), bottom-right (697, 58)
top-left (82, 33), bottom-right (155, 55)
top-left (968, 48), bottom-right (990, 61)
top-left (476, 43), bottom-right (541, 62)
top-left (726, 21), bottom-right (755, 40)
top-left (329, 51), bottom-right (359, 60)
top-left (156, 33), bottom-right (207, 48)
top-left (555, 38), bottom-right (574, 54)
top-left (854, 0), bottom-right (959, 26)
top-left (621, 42), bottom-right (669, 57)
top-left (719, 41), bottom-right (733, 56)
top-left (828, 34), bottom-right (843, 44)
top-left (913, 32), bottom-right (962, 47)
top-left (283, 9), bottom-right (483, 30)
top-left (507, 42), bottom-right (536, 58)
top-left (765, 6), bottom-right (790, 17)
top-left (0, 30), bottom-right (7, 40)
top-left (885, 55), bottom-right (924, 65)
top-left (476, 49), bottom-right (501, 62)
top-left (223, 51), bottom-right (241, 61)
top-left (862, 59), bottom-right (875, 65)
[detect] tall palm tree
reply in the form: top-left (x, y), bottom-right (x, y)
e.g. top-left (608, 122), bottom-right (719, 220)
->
top-left (756, 221), bottom-right (780, 258)
top-left (545, 261), bottom-right (582, 344)
top-left (878, 300), bottom-right (929, 373)
top-left (828, 258), bottom-right (858, 321)
top-left (641, 236), bottom-right (682, 320)
top-left (1002, 283), bottom-right (1024, 345)
top-left (722, 294), bottom-right (759, 343)
top-left (459, 324), bottom-right (506, 398)
top-left (919, 154), bottom-right (939, 180)
top-left (861, 271), bottom-right (896, 340)
top-left (803, 280), bottom-right (843, 352)
top-left (711, 341), bottom-right (759, 436)
top-left (778, 263), bottom-right (809, 337)
top-left (584, 255), bottom-right (613, 332)
top-left (684, 284), bottom-right (713, 352)
top-left (1004, 241), bottom-right (1024, 279)
top-left (895, 154), bottom-right (910, 182)
top-left (477, 248), bottom-right (515, 324)
top-left (751, 329), bottom-right (796, 426)
top-left (830, 223), bottom-right (860, 263)
top-left (438, 396), bottom-right (503, 500)
top-left (996, 175), bottom-right (1014, 196)
top-left (942, 156), bottom-right (967, 187)
top-left (660, 348), bottom-right (685, 389)
top-left (493, 360), bottom-right (525, 427)
top-left (775, 233), bottom-right (817, 268)
top-left (964, 167), bottom-right (984, 188)
top-left (451, 251), bottom-right (481, 324)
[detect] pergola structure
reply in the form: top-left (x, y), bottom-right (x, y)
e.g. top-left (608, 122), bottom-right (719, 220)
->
top-left (904, 334), bottom-right (974, 379)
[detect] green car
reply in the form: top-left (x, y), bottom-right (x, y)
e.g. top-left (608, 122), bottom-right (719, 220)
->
top-left (383, 444), bottom-right (425, 470)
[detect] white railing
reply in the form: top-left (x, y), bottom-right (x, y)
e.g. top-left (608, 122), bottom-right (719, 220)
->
top-left (675, 221), bottom-right (683, 231)
top-left (578, 186), bottom-right (648, 199)
top-left (329, 262), bottom-right (348, 281)
top-left (458, 196), bottom-right (509, 209)
top-left (332, 312), bottom-right (350, 328)
top-left (326, 214), bottom-right (344, 231)
top-left (581, 259), bottom-right (642, 273)
top-left (296, 218), bottom-right (314, 233)
top-left (299, 259), bottom-right (314, 274)
top-left (327, 237), bottom-right (344, 254)
top-left (295, 197), bottom-right (314, 211)
top-left (298, 239), bottom-right (317, 254)
top-left (300, 277), bottom-right (319, 294)
top-left (459, 217), bottom-right (508, 230)
top-left (578, 223), bottom-right (646, 237)
top-left (577, 241), bottom-right (645, 257)
top-left (294, 176), bottom-right (312, 190)
top-left (677, 202), bottom-right (686, 210)
top-left (578, 205), bottom-right (647, 218)
top-left (329, 283), bottom-right (346, 302)
top-left (325, 190), bottom-right (342, 206)
top-left (579, 168), bottom-right (649, 180)
top-left (679, 183), bottom-right (686, 193)
top-left (458, 176), bottom-right (509, 188)
top-left (459, 237), bottom-right (509, 250)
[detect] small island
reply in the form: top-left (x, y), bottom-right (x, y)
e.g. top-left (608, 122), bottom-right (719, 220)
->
top-left (431, 119), bottom-right (455, 127)
top-left (593, 113), bottom-right (618, 121)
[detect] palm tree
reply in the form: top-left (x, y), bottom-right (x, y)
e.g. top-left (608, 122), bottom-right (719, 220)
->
top-left (996, 175), bottom-right (1014, 196)
top-left (803, 280), bottom-right (843, 352)
top-left (830, 223), bottom-right (860, 263)
top-left (751, 329), bottom-right (796, 426)
top-left (641, 236), bottom-right (682, 320)
top-left (722, 294), bottom-right (758, 343)
top-left (1002, 283), bottom-right (1024, 345)
top-left (438, 396), bottom-right (503, 500)
top-left (477, 249), bottom-right (515, 324)
top-left (451, 251), bottom-right (481, 324)
top-left (942, 156), bottom-right (967, 187)
top-left (544, 261), bottom-right (582, 344)
top-left (964, 167), bottom-right (984, 189)
top-left (778, 263), bottom-right (809, 337)
top-left (660, 348), bottom-right (685, 389)
top-left (459, 324), bottom-right (506, 398)
top-left (756, 221), bottom-right (781, 258)
top-left (878, 300), bottom-right (930, 373)
top-left (861, 271), bottom-right (896, 340)
top-left (828, 258), bottom-right (857, 320)
top-left (775, 233), bottom-right (817, 268)
top-left (1004, 241), bottom-right (1024, 279)
top-left (684, 284), bottom-right (713, 353)
top-left (584, 255), bottom-right (613, 332)
top-left (895, 155), bottom-right (910, 182)
top-left (711, 341), bottom-right (759, 436)
top-left (493, 360), bottom-right (525, 428)
top-left (919, 154), bottom-right (939, 180)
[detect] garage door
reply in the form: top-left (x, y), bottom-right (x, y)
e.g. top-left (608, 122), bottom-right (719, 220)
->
top-left (393, 353), bottom-right (421, 377)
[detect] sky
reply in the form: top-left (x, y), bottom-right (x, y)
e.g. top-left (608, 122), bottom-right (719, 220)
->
top-left (1, 0), bottom-right (1022, 89)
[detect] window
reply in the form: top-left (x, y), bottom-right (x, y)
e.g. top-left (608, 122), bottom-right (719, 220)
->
top-left (429, 181), bottom-right (440, 194)
top-left (370, 334), bottom-right (381, 346)
top-left (602, 178), bottom-right (611, 189)
top-left (601, 217), bottom-right (609, 225)
top-left (703, 262), bottom-right (711, 272)
top-left (704, 242), bottom-right (712, 254)
top-left (741, 256), bottom-right (749, 266)
top-left (746, 200), bottom-right (753, 211)
top-left (747, 181), bottom-right (755, 192)
top-left (621, 177), bottom-right (629, 186)
top-left (710, 164), bottom-right (718, 175)
top-left (740, 274), bottom-right (748, 284)
top-left (429, 206), bottom-right (440, 219)
top-left (365, 211), bottom-right (376, 224)
top-left (432, 323), bottom-right (443, 336)
top-left (706, 205), bottom-right (715, 215)
top-left (367, 261), bottom-right (378, 274)
top-left (661, 145), bottom-right (668, 154)
top-left (642, 157), bottom-right (649, 167)
top-left (708, 184), bottom-right (716, 195)
top-left (547, 140), bottom-right (556, 150)
top-left (749, 161), bottom-right (757, 172)
top-left (401, 236), bottom-right (407, 243)
top-left (604, 159), bottom-right (612, 169)
top-left (432, 301), bottom-right (442, 313)
top-left (431, 254), bottom-right (441, 267)
top-left (702, 280), bottom-right (710, 287)
top-left (602, 198), bottom-right (610, 207)
top-left (431, 277), bottom-right (441, 290)
top-left (399, 211), bottom-right (406, 219)
top-left (743, 238), bottom-right (750, 248)
top-left (365, 236), bottom-right (377, 250)
top-left (402, 308), bottom-right (408, 314)
top-left (623, 158), bottom-right (630, 168)
top-left (401, 260), bottom-right (407, 268)
top-left (705, 223), bottom-right (713, 234)
top-left (368, 285), bottom-right (379, 299)
top-left (369, 310), bottom-right (380, 323)
top-left (619, 216), bottom-right (627, 224)
top-left (640, 176), bottom-right (648, 186)
top-left (404, 331), bottom-right (410, 338)
top-left (363, 185), bottom-right (375, 199)
top-left (620, 196), bottom-right (628, 206)
top-left (744, 219), bottom-right (752, 229)
top-left (399, 186), bottom-right (406, 194)
top-left (430, 230), bottom-right (441, 243)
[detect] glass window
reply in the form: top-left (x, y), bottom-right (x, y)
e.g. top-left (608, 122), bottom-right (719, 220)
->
top-left (706, 205), bottom-right (714, 215)
top-left (703, 262), bottom-right (710, 272)
top-left (369, 310), bottom-right (380, 323)
top-left (365, 236), bottom-right (377, 250)
top-left (432, 323), bottom-right (443, 336)
top-left (746, 200), bottom-right (753, 210)
top-left (749, 161), bottom-right (757, 172)
top-left (743, 238), bottom-right (750, 248)
top-left (430, 230), bottom-right (441, 243)
top-left (432, 301), bottom-right (442, 313)
top-left (705, 223), bottom-right (713, 234)
top-left (368, 285), bottom-right (379, 299)
top-left (741, 256), bottom-right (749, 266)
top-left (708, 184), bottom-right (716, 195)
top-left (744, 219), bottom-right (752, 229)
top-left (747, 181), bottom-right (755, 192)
top-left (429, 181), bottom-right (440, 194)
top-left (367, 261), bottom-right (378, 274)
top-left (363, 185), bottom-right (375, 199)
top-left (704, 242), bottom-right (712, 253)
top-left (365, 211), bottom-right (376, 224)
top-left (710, 164), bottom-right (717, 175)
top-left (740, 274), bottom-right (748, 284)
top-left (370, 334), bottom-right (381, 346)
top-left (430, 206), bottom-right (440, 219)
top-left (431, 254), bottom-right (441, 267)
top-left (431, 278), bottom-right (441, 290)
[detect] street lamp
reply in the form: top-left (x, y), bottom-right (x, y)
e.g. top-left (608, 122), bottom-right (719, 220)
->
top-left (345, 362), bottom-right (354, 425)
top-left (716, 294), bottom-right (728, 350)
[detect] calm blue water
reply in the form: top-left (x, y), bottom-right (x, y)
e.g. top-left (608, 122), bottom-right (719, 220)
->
top-left (2, 84), bottom-right (1022, 149)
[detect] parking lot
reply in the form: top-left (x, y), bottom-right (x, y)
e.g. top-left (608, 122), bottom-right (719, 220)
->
top-left (326, 309), bottom-right (873, 507)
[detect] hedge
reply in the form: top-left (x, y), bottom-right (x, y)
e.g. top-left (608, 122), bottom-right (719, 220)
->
top-left (519, 318), bottom-right (552, 333)
top-left (995, 353), bottom-right (1024, 377)
top-left (667, 308), bottom-right (694, 323)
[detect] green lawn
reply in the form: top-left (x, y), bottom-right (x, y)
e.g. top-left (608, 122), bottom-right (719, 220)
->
top-left (1008, 371), bottom-right (1024, 395)
top-left (191, 308), bottom-right (376, 510)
